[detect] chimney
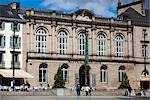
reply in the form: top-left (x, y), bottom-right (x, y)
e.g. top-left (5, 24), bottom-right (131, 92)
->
top-left (118, 0), bottom-right (122, 7)
top-left (9, 2), bottom-right (20, 11)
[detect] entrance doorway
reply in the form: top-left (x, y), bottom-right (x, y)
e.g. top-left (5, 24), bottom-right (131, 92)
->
top-left (141, 81), bottom-right (150, 90)
top-left (79, 65), bottom-right (90, 87)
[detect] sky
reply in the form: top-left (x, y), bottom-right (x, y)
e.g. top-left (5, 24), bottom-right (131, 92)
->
top-left (0, 0), bottom-right (149, 18)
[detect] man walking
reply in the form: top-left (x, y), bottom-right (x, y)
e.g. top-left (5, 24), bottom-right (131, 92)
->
top-left (76, 84), bottom-right (80, 96)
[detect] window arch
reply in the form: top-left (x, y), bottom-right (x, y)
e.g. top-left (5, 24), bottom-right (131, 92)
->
top-left (77, 32), bottom-right (85, 55)
top-left (96, 33), bottom-right (106, 56)
top-left (36, 27), bottom-right (47, 53)
top-left (100, 65), bottom-right (108, 83)
top-left (118, 66), bottom-right (125, 82)
top-left (61, 63), bottom-right (69, 82)
top-left (57, 30), bottom-right (68, 54)
top-left (39, 63), bottom-right (47, 82)
top-left (115, 35), bottom-right (123, 57)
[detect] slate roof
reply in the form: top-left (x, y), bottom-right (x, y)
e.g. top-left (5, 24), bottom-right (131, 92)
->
top-left (0, 5), bottom-right (22, 21)
top-left (119, 7), bottom-right (150, 27)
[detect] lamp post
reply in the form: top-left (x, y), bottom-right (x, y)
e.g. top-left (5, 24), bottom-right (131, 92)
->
top-left (12, 21), bottom-right (18, 91)
top-left (141, 29), bottom-right (149, 76)
top-left (85, 30), bottom-right (89, 85)
top-left (142, 29), bottom-right (148, 76)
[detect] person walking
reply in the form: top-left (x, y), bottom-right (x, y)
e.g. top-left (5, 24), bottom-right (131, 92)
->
top-left (128, 85), bottom-right (132, 96)
top-left (88, 86), bottom-right (92, 96)
top-left (76, 84), bottom-right (80, 96)
top-left (84, 85), bottom-right (90, 96)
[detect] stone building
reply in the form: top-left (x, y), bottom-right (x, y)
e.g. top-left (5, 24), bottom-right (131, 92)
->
top-left (117, 0), bottom-right (150, 90)
top-left (22, 0), bottom-right (150, 90)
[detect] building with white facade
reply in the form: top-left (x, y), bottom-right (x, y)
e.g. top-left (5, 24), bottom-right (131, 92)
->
top-left (0, 2), bottom-right (33, 86)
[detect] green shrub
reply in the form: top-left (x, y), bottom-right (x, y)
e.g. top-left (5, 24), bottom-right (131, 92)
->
top-left (53, 67), bottom-right (65, 88)
top-left (118, 73), bottom-right (130, 89)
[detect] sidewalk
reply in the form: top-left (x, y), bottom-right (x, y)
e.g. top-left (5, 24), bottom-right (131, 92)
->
top-left (70, 90), bottom-right (123, 96)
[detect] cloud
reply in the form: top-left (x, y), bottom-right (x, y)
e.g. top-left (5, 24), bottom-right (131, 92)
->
top-left (41, 0), bottom-right (117, 17)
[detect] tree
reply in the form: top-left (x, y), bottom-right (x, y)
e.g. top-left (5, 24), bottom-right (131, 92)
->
top-left (53, 67), bottom-right (65, 88)
top-left (118, 73), bottom-right (130, 89)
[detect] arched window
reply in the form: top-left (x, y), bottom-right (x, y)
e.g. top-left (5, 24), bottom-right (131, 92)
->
top-left (57, 30), bottom-right (68, 54)
top-left (77, 32), bottom-right (85, 55)
top-left (118, 66), bottom-right (125, 82)
top-left (115, 35), bottom-right (123, 57)
top-left (61, 63), bottom-right (69, 82)
top-left (96, 33), bottom-right (106, 56)
top-left (36, 27), bottom-right (47, 53)
top-left (39, 63), bottom-right (47, 82)
top-left (100, 65), bottom-right (108, 83)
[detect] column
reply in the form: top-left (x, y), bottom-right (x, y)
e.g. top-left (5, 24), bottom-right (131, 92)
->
top-left (72, 26), bottom-right (76, 54)
top-left (51, 25), bottom-right (56, 53)
top-left (30, 23), bottom-right (34, 52)
top-left (110, 30), bottom-right (114, 56)
top-left (128, 32), bottom-right (133, 57)
top-left (91, 29), bottom-right (96, 55)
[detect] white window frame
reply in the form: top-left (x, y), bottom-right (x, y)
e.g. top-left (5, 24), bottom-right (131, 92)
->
top-left (36, 28), bottom-right (47, 53)
top-left (11, 23), bottom-right (20, 31)
top-left (119, 67), bottom-right (125, 82)
top-left (11, 53), bottom-right (20, 68)
top-left (115, 35), bottom-right (123, 57)
top-left (39, 64), bottom-right (47, 82)
top-left (61, 68), bottom-right (68, 82)
top-left (57, 31), bottom-right (67, 54)
top-left (100, 66), bottom-right (108, 83)
top-left (96, 33), bottom-right (106, 56)
top-left (10, 35), bottom-right (21, 49)
top-left (77, 32), bottom-right (85, 55)
top-left (0, 52), bottom-right (4, 68)
top-left (0, 22), bottom-right (5, 30)
top-left (0, 35), bottom-right (5, 48)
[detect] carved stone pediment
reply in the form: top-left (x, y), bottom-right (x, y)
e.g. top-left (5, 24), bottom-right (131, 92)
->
top-left (74, 9), bottom-right (95, 21)
top-left (76, 15), bottom-right (91, 21)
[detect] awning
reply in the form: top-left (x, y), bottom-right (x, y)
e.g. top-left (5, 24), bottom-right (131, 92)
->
top-left (0, 69), bottom-right (34, 78)
top-left (140, 75), bottom-right (150, 81)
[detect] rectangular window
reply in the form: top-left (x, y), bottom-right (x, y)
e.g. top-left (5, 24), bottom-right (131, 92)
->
top-left (78, 38), bottom-right (85, 55)
top-left (10, 36), bottom-right (21, 49)
top-left (58, 37), bottom-right (67, 54)
top-left (100, 70), bottom-right (107, 83)
top-left (97, 39), bottom-right (105, 56)
top-left (36, 35), bottom-right (46, 53)
top-left (0, 22), bottom-right (5, 30)
top-left (0, 52), bottom-right (4, 68)
top-left (62, 68), bottom-right (68, 82)
top-left (11, 23), bottom-right (20, 31)
top-left (39, 67), bottom-right (47, 82)
top-left (116, 42), bottom-right (123, 57)
top-left (0, 35), bottom-right (5, 48)
top-left (11, 53), bottom-right (20, 69)
top-left (119, 70), bottom-right (125, 82)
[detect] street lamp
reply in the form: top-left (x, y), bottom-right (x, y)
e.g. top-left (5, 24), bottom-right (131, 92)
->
top-left (12, 21), bottom-right (18, 91)
top-left (85, 30), bottom-right (89, 85)
top-left (141, 29), bottom-right (149, 76)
